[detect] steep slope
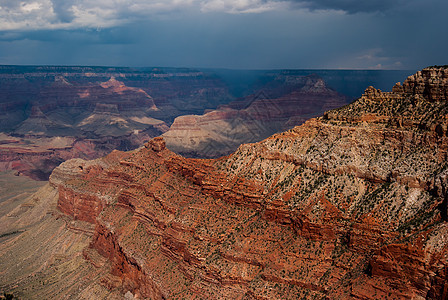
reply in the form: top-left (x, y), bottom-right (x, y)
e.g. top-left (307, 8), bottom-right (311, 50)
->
top-left (163, 75), bottom-right (348, 158)
top-left (0, 179), bottom-right (123, 299)
top-left (2, 67), bottom-right (448, 299)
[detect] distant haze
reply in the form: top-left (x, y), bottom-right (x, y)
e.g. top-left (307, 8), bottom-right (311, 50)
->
top-left (0, 0), bottom-right (446, 69)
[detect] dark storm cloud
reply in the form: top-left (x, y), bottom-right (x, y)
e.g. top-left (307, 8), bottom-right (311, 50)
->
top-left (0, 31), bottom-right (23, 41)
top-left (0, 0), bottom-right (446, 70)
top-left (0, 27), bottom-right (135, 45)
top-left (0, 0), bottom-right (426, 32)
top-left (286, 0), bottom-right (405, 13)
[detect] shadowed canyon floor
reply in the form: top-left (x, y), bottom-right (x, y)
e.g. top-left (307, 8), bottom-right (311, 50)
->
top-left (1, 67), bottom-right (448, 299)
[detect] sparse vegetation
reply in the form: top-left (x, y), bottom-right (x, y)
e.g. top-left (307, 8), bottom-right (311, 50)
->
top-left (1, 293), bottom-right (16, 300)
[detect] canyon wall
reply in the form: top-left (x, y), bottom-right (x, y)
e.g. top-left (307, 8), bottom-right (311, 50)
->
top-left (0, 66), bottom-right (411, 180)
top-left (41, 67), bottom-right (448, 299)
top-left (0, 66), bottom-right (235, 180)
top-left (163, 75), bottom-right (348, 158)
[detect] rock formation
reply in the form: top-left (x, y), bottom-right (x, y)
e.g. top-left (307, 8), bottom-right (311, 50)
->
top-left (0, 66), bottom-right (410, 180)
top-left (163, 75), bottom-right (348, 158)
top-left (0, 67), bottom-right (231, 180)
top-left (2, 67), bottom-right (446, 298)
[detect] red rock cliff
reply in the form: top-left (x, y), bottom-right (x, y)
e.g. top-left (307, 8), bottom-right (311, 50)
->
top-left (50, 67), bottom-right (448, 299)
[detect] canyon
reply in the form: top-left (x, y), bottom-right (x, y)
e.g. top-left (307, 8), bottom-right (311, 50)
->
top-left (0, 66), bottom-right (231, 180)
top-left (0, 66), bottom-right (410, 180)
top-left (163, 75), bottom-right (347, 157)
top-left (1, 66), bottom-right (447, 299)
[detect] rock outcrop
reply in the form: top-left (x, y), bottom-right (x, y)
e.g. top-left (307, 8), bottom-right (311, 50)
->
top-left (37, 67), bottom-right (448, 299)
top-left (401, 67), bottom-right (448, 101)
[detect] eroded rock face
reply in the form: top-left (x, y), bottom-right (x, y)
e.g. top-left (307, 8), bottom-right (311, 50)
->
top-left (163, 75), bottom-right (348, 158)
top-left (49, 67), bottom-right (448, 299)
top-left (0, 66), bottom-right (235, 180)
top-left (402, 67), bottom-right (448, 101)
top-left (145, 136), bottom-right (166, 152)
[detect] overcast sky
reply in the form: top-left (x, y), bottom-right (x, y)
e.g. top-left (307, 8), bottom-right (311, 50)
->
top-left (0, 0), bottom-right (446, 69)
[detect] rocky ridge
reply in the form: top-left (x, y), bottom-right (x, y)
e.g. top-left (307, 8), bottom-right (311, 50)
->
top-left (163, 75), bottom-right (348, 158)
top-left (2, 67), bottom-right (448, 299)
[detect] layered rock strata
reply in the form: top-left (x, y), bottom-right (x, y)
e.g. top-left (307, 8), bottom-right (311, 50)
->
top-left (46, 67), bottom-right (448, 299)
top-left (163, 75), bottom-right (348, 158)
top-left (0, 66), bottom-right (233, 179)
top-left (2, 67), bottom-right (446, 298)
